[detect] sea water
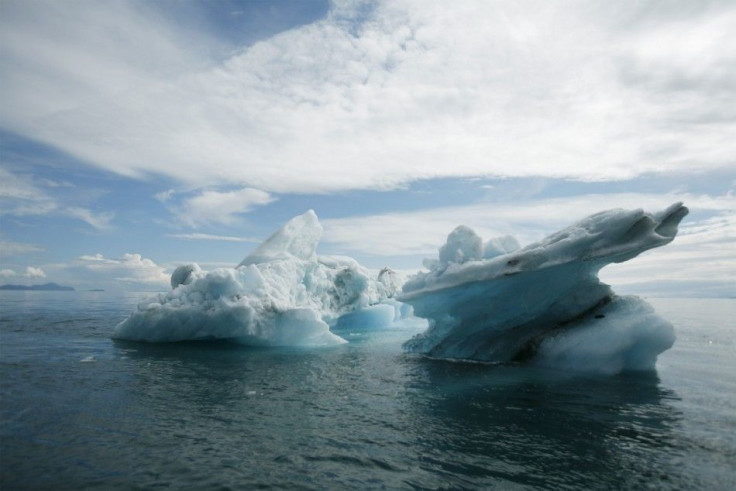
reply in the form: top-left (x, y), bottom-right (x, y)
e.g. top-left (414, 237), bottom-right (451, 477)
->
top-left (1, 291), bottom-right (734, 490)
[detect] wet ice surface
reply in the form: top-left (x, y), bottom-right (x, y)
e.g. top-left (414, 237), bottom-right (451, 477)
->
top-left (2, 292), bottom-right (735, 490)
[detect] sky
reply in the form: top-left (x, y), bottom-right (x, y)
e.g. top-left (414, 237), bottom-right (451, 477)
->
top-left (0, 0), bottom-right (734, 296)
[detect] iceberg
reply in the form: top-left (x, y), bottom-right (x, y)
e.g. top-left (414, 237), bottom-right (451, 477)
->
top-left (113, 211), bottom-right (401, 346)
top-left (114, 202), bottom-right (687, 374)
top-left (399, 203), bottom-right (688, 374)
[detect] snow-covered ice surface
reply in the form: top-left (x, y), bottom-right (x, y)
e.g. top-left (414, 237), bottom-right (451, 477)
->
top-left (113, 211), bottom-right (402, 346)
top-left (399, 203), bottom-right (688, 374)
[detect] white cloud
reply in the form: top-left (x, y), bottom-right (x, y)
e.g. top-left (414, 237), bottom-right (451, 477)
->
top-left (65, 207), bottom-right (114, 230)
top-left (154, 189), bottom-right (175, 203)
top-left (25, 266), bottom-right (46, 278)
top-left (79, 253), bottom-right (116, 263)
top-left (77, 252), bottom-right (168, 285)
top-left (1, 1), bottom-right (734, 193)
top-left (322, 192), bottom-right (736, 256)
top-left (0, 239), bottom-right (43, 257)
top-left (39, 178), bottom-right (75, 188)
top-left (166, 233), bottom-right (261, 242)
top-left (0, 167), bottom-right (113, 229)
top-left (0, 266), bottom-right (46, 279)
top-left (171, 187), bottom-right (275, 227)
top-left (0, 166), bottom-right (52, 205)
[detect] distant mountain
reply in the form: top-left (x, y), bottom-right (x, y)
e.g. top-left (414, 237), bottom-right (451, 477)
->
top-left (0, 282), bottom-right (75, 291)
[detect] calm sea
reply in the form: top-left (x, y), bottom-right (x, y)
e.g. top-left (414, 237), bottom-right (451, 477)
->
top-left (1, 292), bottom-right (734, 490)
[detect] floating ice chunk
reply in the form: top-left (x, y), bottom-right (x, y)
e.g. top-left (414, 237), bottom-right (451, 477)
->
top-left (399, 203), bottom-right (688, 373)
top-left (113, 211), bottom-right (400, 346)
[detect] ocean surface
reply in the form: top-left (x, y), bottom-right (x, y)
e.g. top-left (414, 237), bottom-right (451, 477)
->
top-left (1, 292), bottom-right (734, 490)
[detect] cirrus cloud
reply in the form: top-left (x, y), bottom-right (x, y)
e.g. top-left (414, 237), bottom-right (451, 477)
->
top-left (0, 239), bottom-right (43, 257)
top-left (0, 166), bottom-right (113, 229)
top-left (163, 187), bottom-right (275, 227)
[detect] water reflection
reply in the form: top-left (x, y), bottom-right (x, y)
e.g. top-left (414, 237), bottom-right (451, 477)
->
top-left (111, 338), bottom-right (691, 488)
top-left (400, 358), bottom-right (687, 489)
top-left (5, 294), bottom-right (731, 489)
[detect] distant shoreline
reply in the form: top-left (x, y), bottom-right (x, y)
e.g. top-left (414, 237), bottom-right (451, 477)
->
top-left (0, 282), bottom-right (75, 291)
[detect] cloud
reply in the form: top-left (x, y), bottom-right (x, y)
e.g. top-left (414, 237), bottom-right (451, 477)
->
top-left (0, 166), bottom-right (113, 229)
top-left (38, 178), bottom-right (75, 188)
top-left (0, 239), bottom-right (43, 257)
top-left (25, 266), bottom-right (46, 278)
top-left (154, 189), bottom-right (175, 203)
top-left (166, 233), bottom-right (261, 242)
top-left (1, 1), bottom-right (734, 194)
top-left (0, 166), bottom-right (54, 206)
top-left (0, 266), bottom-right (46, 279)
top-left (27, 253), bottom-right (169, 291)
top-left (77, 252), bottom-right (168, 285)
top-left (170, 187), bottom-right (275, 227)
top-left (65, 207), bottom-right (114, 230)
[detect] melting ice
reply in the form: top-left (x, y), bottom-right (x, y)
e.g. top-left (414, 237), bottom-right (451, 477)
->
top-left (114, 203), bottom-right (688, 375)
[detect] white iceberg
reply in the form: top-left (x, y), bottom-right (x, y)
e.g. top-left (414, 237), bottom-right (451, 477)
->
top-left (114, 202), bottom-right (688, 375)
top-left (399, 203), bottom-right (688, 373)
top-left (113, 211), bottom-right (401, 346)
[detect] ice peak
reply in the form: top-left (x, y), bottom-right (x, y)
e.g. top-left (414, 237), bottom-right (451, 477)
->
top-left (238, 210), bottom-right (323, 267)
top-left (438, 225), bottom-right (483, 267)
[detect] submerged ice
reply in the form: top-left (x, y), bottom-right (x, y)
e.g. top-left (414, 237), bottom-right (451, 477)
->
top-left (399, 203), bottom-right (688, 374)
top-left (113, 211), bottom-right (402, 346)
